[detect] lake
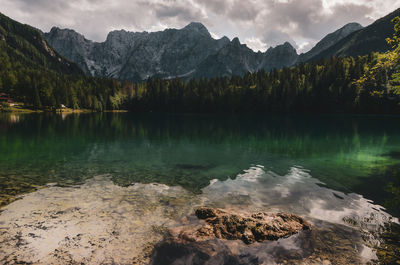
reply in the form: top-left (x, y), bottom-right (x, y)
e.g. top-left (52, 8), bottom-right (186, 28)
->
top-left (0, 113), bottom-right (399, 264)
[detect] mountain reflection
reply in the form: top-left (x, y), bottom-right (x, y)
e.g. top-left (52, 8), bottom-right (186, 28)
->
top-left (0, 113), bottom-right (400, 202)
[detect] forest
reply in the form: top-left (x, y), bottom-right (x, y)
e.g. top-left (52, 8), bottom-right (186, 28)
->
top-left (130, 54), bottom-right (399, 113)
top-left (1, 14), bottom-right (400, 113)
top-left (130, 17), bottom-right (400, 114)
top-left (0, 12), bottom-right (131, 111)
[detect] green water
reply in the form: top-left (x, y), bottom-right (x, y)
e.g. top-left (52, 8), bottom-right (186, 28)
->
top-left (1, 113), bottom-right (400, 211)
top-left (1, 112), bottom-right (400, 263)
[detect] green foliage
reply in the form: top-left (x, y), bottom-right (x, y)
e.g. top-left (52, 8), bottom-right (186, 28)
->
top-left (355, 17), bottom-right (400, 97)
top-left (0, 12), bottom-right (131, 111)
top-left (129, 55), bottom-right (400, 114)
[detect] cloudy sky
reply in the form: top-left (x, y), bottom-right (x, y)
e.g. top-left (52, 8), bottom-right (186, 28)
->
top-left (1, 0), bottom-right (399, 53)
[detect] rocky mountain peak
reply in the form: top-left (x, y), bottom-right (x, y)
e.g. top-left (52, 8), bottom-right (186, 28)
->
top-left (231, 37), bottom-right (241, 46)
top-left (183, 22), bottom-right (210, 37)
top-left (43, 17), bottom-right (371, 82)
top-left (48, 27), bottom-right (90, 43)
top-left (281, 42), bottom-right (296, 51)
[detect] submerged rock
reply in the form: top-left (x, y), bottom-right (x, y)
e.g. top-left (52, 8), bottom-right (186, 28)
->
top-left (181, 207), bottom-right (311, 244)
top-left (151, 207), bottom-right (311, 264)
top-left (151, 214), bottom-right (371, 265)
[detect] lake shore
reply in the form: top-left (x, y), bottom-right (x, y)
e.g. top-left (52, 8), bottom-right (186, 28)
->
top-left (0, 106), bottom-right (129, 114)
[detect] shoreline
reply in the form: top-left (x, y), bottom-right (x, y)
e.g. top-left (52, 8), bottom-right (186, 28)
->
top-left (0, 107), bottom-right (129, 114)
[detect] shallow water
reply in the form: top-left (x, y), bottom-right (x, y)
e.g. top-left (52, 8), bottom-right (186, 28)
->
top-left (0, 113), bottom-right (400, 264)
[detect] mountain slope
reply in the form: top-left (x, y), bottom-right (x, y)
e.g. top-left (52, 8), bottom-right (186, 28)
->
top-left (0, 12), bottom-right (82, 75)
top-left (0, 12), bottom-right (126, 111)
top-left (298, 22), bottom-right (363, 62)
top-left (306, 8), bottom-right (400, 61)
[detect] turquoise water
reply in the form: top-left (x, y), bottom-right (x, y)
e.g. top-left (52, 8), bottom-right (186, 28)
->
top-left (1, 113), bottom-right (400, 263)
top-left (1, 113), bottom-right (400, 208)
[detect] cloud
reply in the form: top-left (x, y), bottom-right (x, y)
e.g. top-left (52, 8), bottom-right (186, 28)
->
top-left (152, 1), bottom-right (206, 22)
top-left (245, 37), bottom-right (268, 52)
top-left (227, 0), bottom-right (261, 21)
top-left (0, 0), bottom-right (399, 52)
top-left (262, 30), bottom-right (298, 49)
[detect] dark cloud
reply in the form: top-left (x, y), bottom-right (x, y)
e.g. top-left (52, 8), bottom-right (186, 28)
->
top-left (248, 0), bottom-right (377, 51)
top-left (153, 2), bottom-right (205, 22)
top-left (0, 0), bottom-right (398, 52)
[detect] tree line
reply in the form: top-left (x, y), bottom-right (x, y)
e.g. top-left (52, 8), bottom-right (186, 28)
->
top-left (0, 42), bottom-right (132, 111)
top-left (129, 17), bottom-right (400, 114)
top-left (1, 15), bottom-right (400, 113)
top-left (129, 53), bottom-right (400, 114)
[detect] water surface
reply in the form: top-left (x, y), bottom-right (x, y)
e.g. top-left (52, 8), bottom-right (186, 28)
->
top-left (0, 113), bottom-right (399, 264)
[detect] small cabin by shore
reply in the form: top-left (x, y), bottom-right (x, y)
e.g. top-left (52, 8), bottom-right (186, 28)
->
top-left (0, 93), bottom-right (15, 106)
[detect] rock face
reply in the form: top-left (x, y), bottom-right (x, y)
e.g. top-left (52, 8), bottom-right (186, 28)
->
top-left (176, 207), bottom-right (311, 244)
top-left (43, 8), bottom-right (399, 81)
top-left (43, 28), bottom-right (94, 74)
top-left (43, 23), bottom-right (298, 82)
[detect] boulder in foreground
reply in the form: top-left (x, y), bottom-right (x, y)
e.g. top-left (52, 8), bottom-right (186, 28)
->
top-left (192, 207), bottom-right (311, 244)
top-left (151, 207), bottom-right (312, 265)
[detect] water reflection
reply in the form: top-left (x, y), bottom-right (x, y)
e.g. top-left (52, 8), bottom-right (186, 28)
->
top-left (0, 166), bottom-right (397, 264)
top-left (1, 113), bottom-right (400, 203)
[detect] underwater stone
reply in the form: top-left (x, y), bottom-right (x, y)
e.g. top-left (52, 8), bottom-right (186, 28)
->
top-left (171, 207), bottom-right (311, 244)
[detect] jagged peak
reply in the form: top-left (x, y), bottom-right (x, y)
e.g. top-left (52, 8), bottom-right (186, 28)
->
top-left (231, 37), bottom-right (241, 46)
top-left (184, 22), bottom-right (207, 30)
top-left (282, 41), bottom-right (295, 48)
top-left (106, 29), bottom-right (143, 40)
top-left (47, 26), bottom-right (91, 42)
top-left (182, 22), bottom-right (211, 37)
top-left (271, 42), bottom-right (297, 52)
top-left (50, 26), bottom-right (78, 34)
top-left (220, 36), bottom-right (230, 42)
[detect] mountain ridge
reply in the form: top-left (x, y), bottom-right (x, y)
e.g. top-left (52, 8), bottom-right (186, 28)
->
top-left (0, 12), bottom-right (82, 75)
top-left (298, 22), bottom-right (363, 62)
top-left (41, 8), bottom-right (400, 82)
top-left (44, 23), bottom-right (300, 81)
top-left (305, 8), bottom-right (400, 61)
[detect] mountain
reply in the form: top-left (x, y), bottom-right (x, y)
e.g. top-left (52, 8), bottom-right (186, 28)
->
top-left (42, 8), bottom-right (400, 82)
top-left (0, 12), bottom-right (127, 111)
top-left (44, 23), bottom-right (230, 81)
top-left (44, 23), bottom-right (298, 82)
top-left (298, 22), bottom-right (363, 62)
top-left (261, 42), bottom-right (299, 71)
top-left (0, 12), bottom-right (82, 75)
top-left (305, 8), bottom-right (400, 61)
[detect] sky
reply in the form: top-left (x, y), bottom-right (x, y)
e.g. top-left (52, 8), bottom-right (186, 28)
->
top-left (1, 0), bottom-right (399, 53)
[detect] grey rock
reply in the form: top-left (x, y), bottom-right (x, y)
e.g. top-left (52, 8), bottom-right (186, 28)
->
top-left (43, 19), bottom-right (371, 81)
top-left (43, 23), bottom-right (298, 82)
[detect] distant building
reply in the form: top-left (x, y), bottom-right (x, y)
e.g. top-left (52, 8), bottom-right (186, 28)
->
top-left (0, 93), bottom-right (13, 104)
